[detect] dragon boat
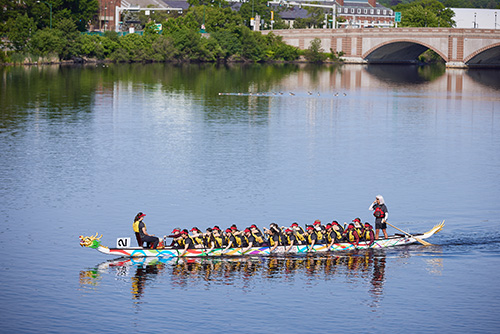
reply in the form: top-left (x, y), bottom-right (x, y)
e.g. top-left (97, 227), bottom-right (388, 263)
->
top-left (79, 221), bottom-right (444, 258)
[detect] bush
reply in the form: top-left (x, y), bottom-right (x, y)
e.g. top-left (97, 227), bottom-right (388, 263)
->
top-left (304, 38), bottom-right (327, 63)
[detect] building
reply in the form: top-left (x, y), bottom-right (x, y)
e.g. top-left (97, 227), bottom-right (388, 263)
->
top-left (335, 0), bottom-right (394, 28)
top-left (451, 8), bottom-right (500, 29)
top-left (273, 0), bottom-right (394, 29)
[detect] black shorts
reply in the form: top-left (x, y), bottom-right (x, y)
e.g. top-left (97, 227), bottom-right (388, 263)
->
top-left (375, 221), bottom-right (387, 230)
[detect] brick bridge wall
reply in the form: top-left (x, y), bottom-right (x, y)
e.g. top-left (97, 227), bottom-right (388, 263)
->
top-left (262, 28), bottom-right (500, 68)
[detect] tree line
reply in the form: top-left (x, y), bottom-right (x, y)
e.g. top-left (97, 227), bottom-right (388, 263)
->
top-left (2, 0), bottom-right (496, 64)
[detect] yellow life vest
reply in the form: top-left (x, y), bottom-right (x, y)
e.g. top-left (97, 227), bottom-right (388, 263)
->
top-left (133, 220), bottom-right (144, 233)
top-left (269, 234), bottom-right (281, 246)
top-left (234, 234), bottom-right (243, 246)
top-left (364, 229), bottom-right (373, 241)
top-left (348, 230), bottom-right (357, 242)
top-left (253, 233), bottom-right (264, 244)
top-left (295, 232), bottom-right (307, 243)
top-left (194, 236), bottom-right (204, 245)
top-left (178, 238), bottom-right (185, 248)
top-left (214, 236), bottom-right (224, 248)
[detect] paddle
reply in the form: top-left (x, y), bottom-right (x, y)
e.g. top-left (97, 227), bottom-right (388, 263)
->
top-left (386, 222), bottom-right (433, 246)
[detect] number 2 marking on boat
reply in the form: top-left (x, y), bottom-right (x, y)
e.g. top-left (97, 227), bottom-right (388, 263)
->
top-left (117, 237), bottom-right (130, 248)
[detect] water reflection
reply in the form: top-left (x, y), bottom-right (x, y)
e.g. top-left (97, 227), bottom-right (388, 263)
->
top-left (80, 250), bottom-right (390, 305)
top-left (364, 64), bottom-right (446, 84)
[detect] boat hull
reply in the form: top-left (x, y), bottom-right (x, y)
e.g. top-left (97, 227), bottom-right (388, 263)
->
top-left (95, 235), bottom-right (417, 258)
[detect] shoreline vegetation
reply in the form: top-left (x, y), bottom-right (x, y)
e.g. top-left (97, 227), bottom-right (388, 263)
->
top-left (2, 0), bottom-right (468, 67)
top-left (1, 5), bottom-right (344, 67)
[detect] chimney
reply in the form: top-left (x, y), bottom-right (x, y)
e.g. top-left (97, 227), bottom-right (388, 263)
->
top-left (336, 0), bottom-right (344, 6)
top-left (368, 0), bottom-right (377, 7)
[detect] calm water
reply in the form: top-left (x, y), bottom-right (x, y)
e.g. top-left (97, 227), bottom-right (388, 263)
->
top-left (1, 63), bottom-right (500, 333)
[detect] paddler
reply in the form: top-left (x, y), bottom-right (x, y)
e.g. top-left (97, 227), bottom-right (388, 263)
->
top-left (306, 225), bottom-right (324, 252)
top-left (132, 212), bottom-right (159, 249)
top-left (250, 224), bottom-right (265, 244)
top-left (241, 228), bottom-right (256, 253)
top-left (313, 219), bottom-right (326, 232)
top-left (344, 223), bottom-right (360, 247)
top-left (291, 222), bottom-right (307, 245)
top-left (331, 221), bottom-right (344, 237)
top-left (179, 229), bottom-right (196, 256)
top-left (204, 227), bottom-right (219, 250)
top-left (189, 227), bottom-right (204, 248)
top-left (325, 223), bottom-right (342, 249)
top-left (168, 227), bottom-right (183, 249)
top-left (352, 218), bottom-right (364, 239)
top-left (224, 228), bottom-right (237, 251)
top-left (363, 222), bottom-right (375, 246)
top-left (266, 225), bottom-right (282, 252)
top-left (213, 226), bottom-right (227, 248)
top-left (284, 228), bottom-right (298, 252)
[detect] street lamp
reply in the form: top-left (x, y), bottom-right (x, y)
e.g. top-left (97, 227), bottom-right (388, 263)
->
top-left (37, 1), bottom-right (52, 29)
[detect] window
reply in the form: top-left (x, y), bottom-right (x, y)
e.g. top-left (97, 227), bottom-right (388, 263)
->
top-left (351, 8), bottom-right (354, 14)
top-left (357, 9), bottom-right (361, 14)
top-left (364, 9), bottom-right (368, 14)
top-left (344, 8), bottom-right (348, 14)
top-left (383, 10), bottom-right (386, 15)
top-left (377, 9), bottom-right (380, 14)
top-left (370, 9), bottom-right (374, 14)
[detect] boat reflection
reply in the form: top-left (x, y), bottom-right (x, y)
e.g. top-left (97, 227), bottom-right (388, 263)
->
top-left (80, 250), bottom-right (388, 304)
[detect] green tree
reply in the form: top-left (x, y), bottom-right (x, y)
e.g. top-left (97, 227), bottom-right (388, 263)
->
top-left (7, 14), bottom-right (37, 51)
top-left (303, 38), bottom-right (327, 63)
top-left (30, 28), bottom-right (63, 57)
top-left (393, 0), bottom-right (455, 27)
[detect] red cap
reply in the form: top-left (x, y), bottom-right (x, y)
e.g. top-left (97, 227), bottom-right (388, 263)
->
top-left (180, 230), bottom-right (188, 235)
top-left (314, 220), bottom-right (321, 225)
top-left (244, 228), bottom-right (251, 233)
top-left (139, 214), bottom-right (146, 218)
top-left (285, 228), bottom-right (292, 233)
top-left (291, 223), bottom-right (298, 227)
top-left (364, 223), bottom-right (371, 227)
top-left (231, 226), bottom-right (237, 230)
top-left (353, 218), bottom-right (360, 222)
top-left (348, 223), bottom-right (354, 228)
top-left (326, 224), bottom-right (332, 228)
top-left (213, 226), bottom-right (220, 231)
top-left (225, 228), bottom-right (232, 233)
top-left (307, 226), bottom-right (314, 230)
top-left (190, 227), bottom-right (199, 232)
top-left (171, 228), bottom-right (180, 233)
top-left (250, 224), bottom-right (257, 228)
top-left (332, 221), bottom-right (339, 225)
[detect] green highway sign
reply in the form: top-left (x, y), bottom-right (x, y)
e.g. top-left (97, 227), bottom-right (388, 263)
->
top-left (395, 12), bottom-right (401, 22)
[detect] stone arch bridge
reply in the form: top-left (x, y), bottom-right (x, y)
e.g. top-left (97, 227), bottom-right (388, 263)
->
top-left (262, 28), bottom-right (500, 67)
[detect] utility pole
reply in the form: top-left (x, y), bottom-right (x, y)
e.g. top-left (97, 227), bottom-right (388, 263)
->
top-left (37, 1), bottom-right (52, 29)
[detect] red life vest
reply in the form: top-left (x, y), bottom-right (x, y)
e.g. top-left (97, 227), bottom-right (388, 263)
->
top-left (373, 207), bottom-right (385, 218)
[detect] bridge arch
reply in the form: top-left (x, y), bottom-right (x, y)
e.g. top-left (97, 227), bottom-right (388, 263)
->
top-left (363, 39), bottom-right (448, 63)
top-left (464, 42), bottom-right (500, 67)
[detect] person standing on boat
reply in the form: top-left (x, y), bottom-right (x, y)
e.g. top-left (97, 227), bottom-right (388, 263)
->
top-left (132, 212), bottom-right (159, 249)
top-left (369, 195), bottom-right (389, 239)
